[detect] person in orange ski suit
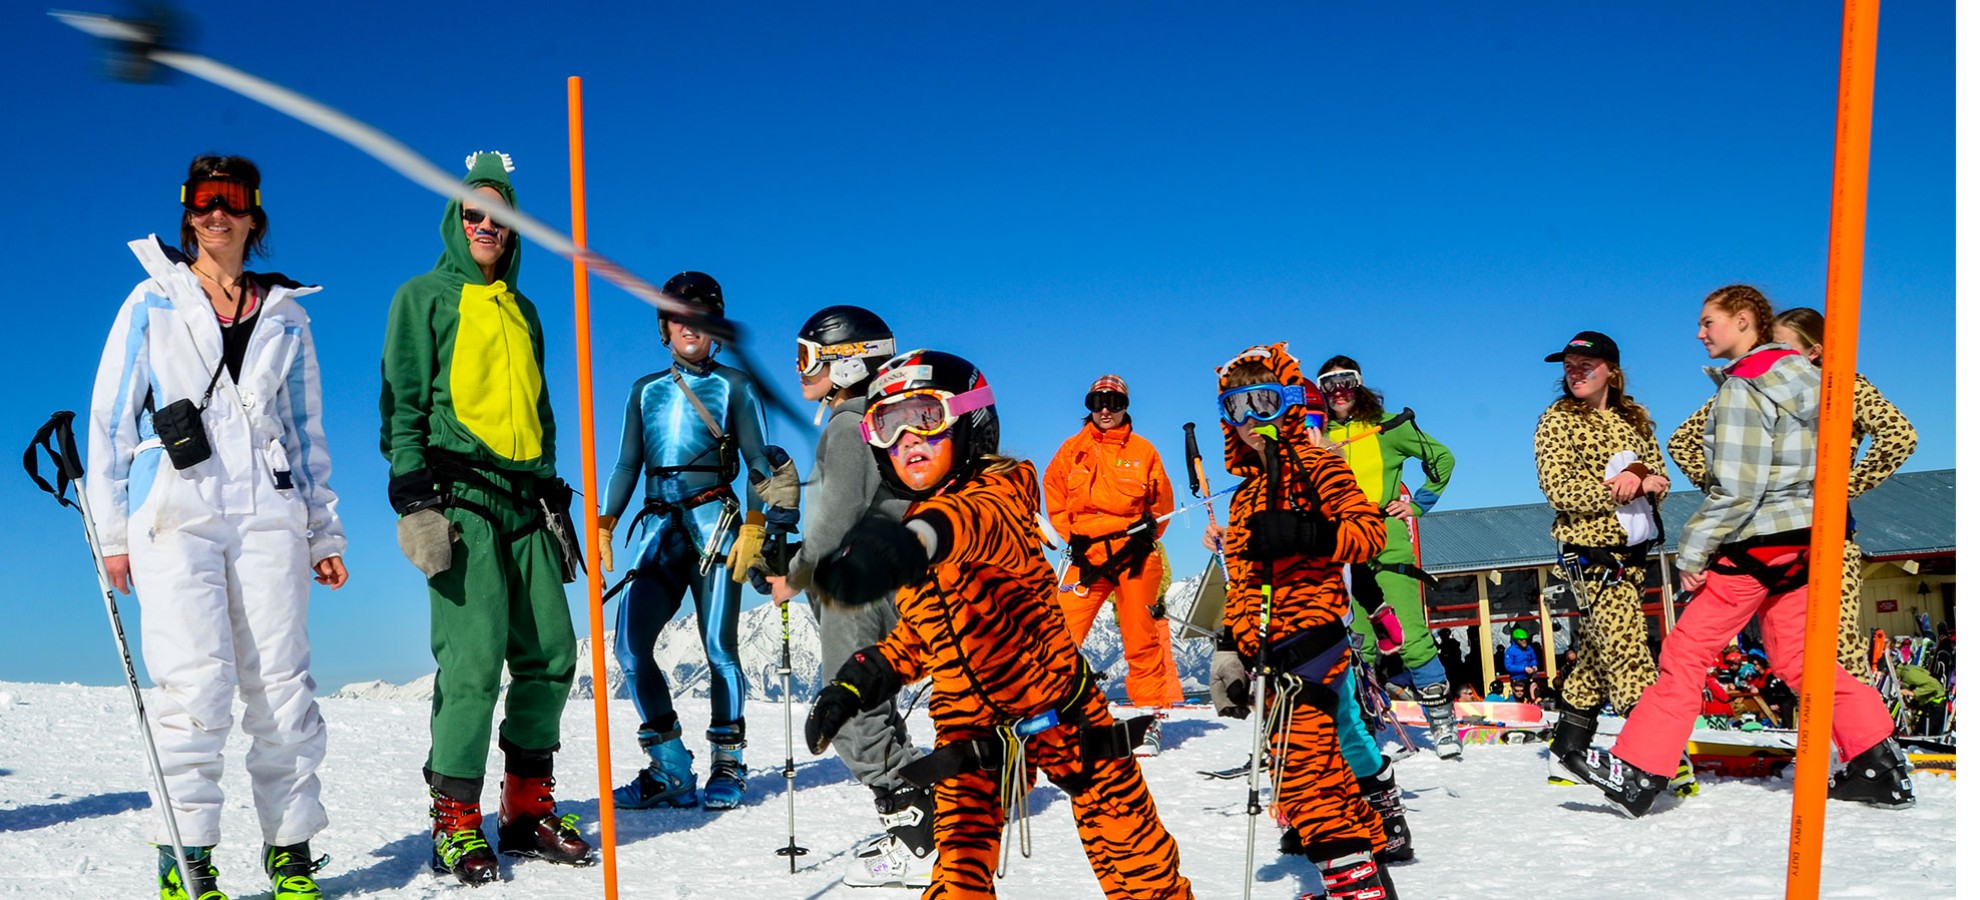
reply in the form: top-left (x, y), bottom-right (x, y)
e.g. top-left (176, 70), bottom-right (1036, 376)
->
top-left (1045, 375), bottom-right (1185, 727)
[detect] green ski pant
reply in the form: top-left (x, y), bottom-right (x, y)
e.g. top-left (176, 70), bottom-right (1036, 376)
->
top-left (1347, 518), bottom-right (1440, 675)
top-left (425, 479), bottom-right (577, 783)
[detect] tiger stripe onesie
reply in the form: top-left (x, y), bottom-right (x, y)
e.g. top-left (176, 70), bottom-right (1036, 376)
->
top-left (871, 460), bottom-right (1193, 899)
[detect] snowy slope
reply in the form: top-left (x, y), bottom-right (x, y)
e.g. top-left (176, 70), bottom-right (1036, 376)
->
top-left (0, 681), bottom-right (1954, 899)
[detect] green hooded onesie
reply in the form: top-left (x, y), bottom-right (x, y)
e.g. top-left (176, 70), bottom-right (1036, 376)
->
top-left (379, 152), bottom-right (575, 787)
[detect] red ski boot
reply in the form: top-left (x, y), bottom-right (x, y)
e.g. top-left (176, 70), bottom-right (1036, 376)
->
top-left (429, 787), bottom-right (499, 887)
top-left (497, 773), bottom-right (596, 867)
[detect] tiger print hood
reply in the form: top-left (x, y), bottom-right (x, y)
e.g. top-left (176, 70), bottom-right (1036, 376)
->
top-left (1216, 342), bottom-right (1307, 479)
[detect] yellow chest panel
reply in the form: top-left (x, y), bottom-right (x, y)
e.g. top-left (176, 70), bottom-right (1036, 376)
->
top-left (1326, 420), bottom-right (1386, 504)
top-left (451, 281), bottom-right (544, 462)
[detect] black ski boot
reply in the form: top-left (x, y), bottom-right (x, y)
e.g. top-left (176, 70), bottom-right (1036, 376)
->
top-left (1561, 747), bottom-right (1667, 818)
top-left (427, 770), bottom-right (499, 887)
top-left (1547, 703), bottom-right (1598, 786)
top-left (157, 845), bottom-right (225, 900)
top-left (496, 741), bottom-right (596, 867)
top-left (263, 842), bottom-right (328, 900)
top-left (1358, 758), bottom-right (1413, 863)
top-left (1299, 847), bottom-right (1397, 900)
top-left (1829, 736), bottom-right (1916, 809)
top-left (1417, 682), bottom-right (1462, 760)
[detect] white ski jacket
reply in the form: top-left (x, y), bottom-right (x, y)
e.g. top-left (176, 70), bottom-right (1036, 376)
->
top-left (88, 236), bottom-right (345, 561)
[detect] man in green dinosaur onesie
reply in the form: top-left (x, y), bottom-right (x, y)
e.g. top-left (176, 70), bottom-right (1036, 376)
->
top-left (379, 151), bottom-right (593, 886)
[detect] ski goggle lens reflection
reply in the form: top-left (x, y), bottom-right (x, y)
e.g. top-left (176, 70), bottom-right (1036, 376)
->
top-left (860, 385), bottom-right (995, 448)
top-left (797, 336), bottom-right (895, 376)
top-left (180, 178), bottom-right (259, 216)
top-left (1217, 384), bottom-right (1304, 426)
top-left (1317, 370), bottom-right (1362, 395)
top-left (1085, 391), bottom-right (1128, 413)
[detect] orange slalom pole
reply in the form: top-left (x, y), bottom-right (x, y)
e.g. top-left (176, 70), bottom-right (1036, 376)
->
top-left (1785, 1), bottom-right (1879, 896)
top-left (568, 75), bottom-right (621, 899)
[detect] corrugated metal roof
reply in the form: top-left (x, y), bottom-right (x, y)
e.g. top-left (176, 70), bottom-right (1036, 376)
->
top-left (1417, 468), bottom-right (1954, 575)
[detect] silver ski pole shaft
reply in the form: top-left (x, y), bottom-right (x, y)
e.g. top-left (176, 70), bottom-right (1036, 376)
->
top-left (775, 602), bottom-right (808, 870)
top-left (30, 412), bottom-right (193, 885)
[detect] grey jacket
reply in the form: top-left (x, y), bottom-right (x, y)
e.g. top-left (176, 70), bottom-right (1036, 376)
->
top-left (787, 395), bottom-right (910, 594)
top-left (1677, 343), bottom-right (1818, 573)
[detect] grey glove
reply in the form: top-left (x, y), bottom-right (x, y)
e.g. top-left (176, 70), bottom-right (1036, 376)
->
top-left (397, 508), bottom-right (456, 577)
top-left (754, 457), bottom-right (802, 510)
top-left (1210, 650), bottom-right (1252, 719)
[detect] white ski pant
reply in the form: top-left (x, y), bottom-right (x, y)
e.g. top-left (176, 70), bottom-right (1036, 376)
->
top-left (128, 464), bottom-right (327, 847)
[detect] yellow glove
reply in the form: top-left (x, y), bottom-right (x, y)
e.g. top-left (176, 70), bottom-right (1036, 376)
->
top-left (727, 513), bottom-right (767, 584)
top-left (597, 514), bottom-right (618, 573)
top-left (1155, 541), bottom-right (1172, 598)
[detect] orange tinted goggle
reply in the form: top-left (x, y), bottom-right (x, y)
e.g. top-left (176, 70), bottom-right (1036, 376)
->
top-left (181, 177), bottom-right (259, 216)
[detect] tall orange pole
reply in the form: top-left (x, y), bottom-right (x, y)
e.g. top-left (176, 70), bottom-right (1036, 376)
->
top-left (567, 75), bottom-right (621, 898)
top-left (1785, 1), bottom-right (1878, 897)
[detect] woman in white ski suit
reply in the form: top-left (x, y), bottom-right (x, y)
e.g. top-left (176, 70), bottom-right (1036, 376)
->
top-left (87, 175), bottom-right (346, 857)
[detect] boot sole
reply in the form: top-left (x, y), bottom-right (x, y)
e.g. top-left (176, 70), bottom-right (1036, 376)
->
top-left (500, 848), bottom-right (598, 867)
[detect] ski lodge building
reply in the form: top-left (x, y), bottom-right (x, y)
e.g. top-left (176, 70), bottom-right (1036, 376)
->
top-left (1412, 468), bottom-right (1955, 693)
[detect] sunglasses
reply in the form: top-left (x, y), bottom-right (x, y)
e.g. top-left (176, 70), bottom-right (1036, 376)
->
top-left (1217, 383), bottom-right (1304, 427)
top-left (1316, 370), bottom-right (1362, 395)
top-left (461, 208), bottom-right (511, 231)
top-left (1085, 391), bottom-right (1128, 413)
top-left (798, 336), bottom-right (896, 377)
top-left (180, 177), bottom-right (259, 216)
top-left (860, 385), bottom-right (995, 449)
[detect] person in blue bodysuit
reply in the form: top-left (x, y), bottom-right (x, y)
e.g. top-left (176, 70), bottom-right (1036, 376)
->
top-left (597, 271), bottom-right (793, 811)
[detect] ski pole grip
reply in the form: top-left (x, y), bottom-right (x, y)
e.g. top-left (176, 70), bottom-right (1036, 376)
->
top-left (1182, 422), bottom-right (1203, 498)
top-left (23, 410), bottom-right (83, 506)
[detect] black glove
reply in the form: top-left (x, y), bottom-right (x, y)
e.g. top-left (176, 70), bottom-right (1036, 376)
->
top-left (816, 515), bottom-right (930, 604)
top-left (763, 504), bottom-right (801, 534)
top-left (1210, 650), bottom-right (1252, 719)
top-left (806, 683), bottom-right (863, 754)
top-left (387, 468), bottom-right (444, 515)
top-left (1240, 509), bottom-right (1337, 562)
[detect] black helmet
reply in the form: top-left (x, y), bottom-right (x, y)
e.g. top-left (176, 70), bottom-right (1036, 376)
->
top-left (865, 349), bottom-right (998, 500)
top-left (797, 305), bottom-right (896, 391)
top-left (658, 270), bottom-right (725, 339)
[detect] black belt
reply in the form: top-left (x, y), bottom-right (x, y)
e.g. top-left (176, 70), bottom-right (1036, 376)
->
top-left (1562, 541), bottom-right (1652, 573)
top-left (898, 658), bottom-right (1148, 794)
top-left (1709, 529), bottom-right (1812, 594)
top-left (627, 484), bottom-right (736, 535)
top-left (428, 451), bottom-right (547, 543)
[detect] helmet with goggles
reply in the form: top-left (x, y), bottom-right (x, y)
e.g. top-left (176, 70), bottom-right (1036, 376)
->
top-left (797, 305), bottom-right (896, 391)
top-left (863, 349), bottom-right (998, 499)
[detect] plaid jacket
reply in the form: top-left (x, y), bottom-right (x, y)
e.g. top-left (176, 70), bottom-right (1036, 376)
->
top-left (1676, 344), bottom-right (1818, 573)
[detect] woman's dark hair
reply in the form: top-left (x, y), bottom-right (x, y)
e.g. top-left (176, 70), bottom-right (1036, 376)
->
top-left (1554, 364), bottom-right (1657, 443)
top-left (1318, 355), bottom-right (1385, 423)
top-left (179, 155), bottom-right (270, 261)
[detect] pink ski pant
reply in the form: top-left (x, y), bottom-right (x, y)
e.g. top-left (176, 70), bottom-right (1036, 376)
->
top-left (1612, 546), bottom-right (1893, 778)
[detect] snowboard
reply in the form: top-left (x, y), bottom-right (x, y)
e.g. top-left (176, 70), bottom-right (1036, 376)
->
top-left (1389, 701), bottom-right (1546, 728)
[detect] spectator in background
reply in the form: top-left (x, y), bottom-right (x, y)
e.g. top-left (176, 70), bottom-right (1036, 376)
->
top-left (1504, 627), bottom-right (1541, 681)
top-left (1437, 629), bottom-right (1466, 691)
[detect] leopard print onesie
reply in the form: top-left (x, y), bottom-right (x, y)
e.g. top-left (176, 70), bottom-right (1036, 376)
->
top-left (1533, 398), bottom-right (1668, 714)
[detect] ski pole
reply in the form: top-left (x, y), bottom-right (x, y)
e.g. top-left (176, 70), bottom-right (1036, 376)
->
top-left (1241, 424), bottom-right (1282, 900)
top-left (23, 411), bottom-right (194, 888)
top-left (775, 599), bottom-right (809, 871)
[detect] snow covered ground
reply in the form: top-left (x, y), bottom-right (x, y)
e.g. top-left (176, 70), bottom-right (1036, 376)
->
top-left (0, 680), bottom-right (1955, 899)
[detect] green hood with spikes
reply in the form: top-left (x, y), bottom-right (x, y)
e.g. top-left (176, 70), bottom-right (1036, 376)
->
top-left (435, 151), bottom-right (521, 288)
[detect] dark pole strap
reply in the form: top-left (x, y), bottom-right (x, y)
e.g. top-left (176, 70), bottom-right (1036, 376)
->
top-left (23, 410), bottom-right (85, 509)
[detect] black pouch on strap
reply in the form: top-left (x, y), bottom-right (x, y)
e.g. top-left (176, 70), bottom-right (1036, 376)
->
top-left (1268, 621), bottom-right (1351, 712)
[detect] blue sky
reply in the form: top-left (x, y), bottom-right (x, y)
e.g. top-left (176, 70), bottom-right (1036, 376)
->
top-left (0, 2), bottom-right (1953, 690)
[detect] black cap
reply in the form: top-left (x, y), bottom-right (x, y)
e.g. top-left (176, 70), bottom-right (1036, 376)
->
top-left (1544, 330), bottom-right (1619, 364)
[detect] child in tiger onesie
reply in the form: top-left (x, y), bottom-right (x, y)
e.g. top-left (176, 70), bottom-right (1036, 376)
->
top-left (804, 349), bottom-right (1193, 900)
top-left (1206, 343), bottom-right (1398, 900)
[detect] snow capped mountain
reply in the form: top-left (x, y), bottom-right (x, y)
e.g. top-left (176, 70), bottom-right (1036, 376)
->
top-left (332, 577), bottom-right (1216, 702)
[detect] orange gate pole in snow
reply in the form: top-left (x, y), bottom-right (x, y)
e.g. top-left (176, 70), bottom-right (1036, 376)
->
top-left (567, 75), bottom-right (621, 899)
top-left (1785, 1), bottom-right (1879, 896)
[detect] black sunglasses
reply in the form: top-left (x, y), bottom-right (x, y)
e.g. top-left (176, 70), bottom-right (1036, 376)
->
top-left (1085, 391), bottom-right (1128, 413)
top-left (461, 208), bottom-right (510, 230)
